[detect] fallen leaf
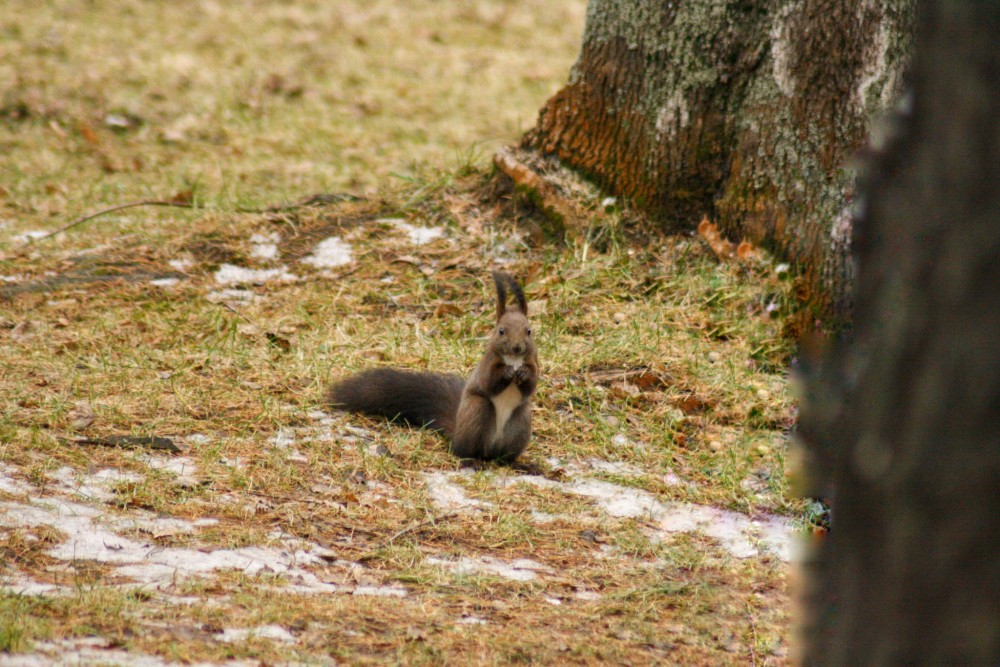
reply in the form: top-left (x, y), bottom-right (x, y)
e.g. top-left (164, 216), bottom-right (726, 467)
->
top-left (736, 239), bottom-right (763, 261)
top-left (69, 401), bottom-right (96, 430)
top-left (697, 216), bottom-right (736, 260)
top-left (433, 303), bottom-right (462, 317)
top-left (10, 320), bottom-right (39, 342)
top-left (266, 332), bottom-right (292, 352)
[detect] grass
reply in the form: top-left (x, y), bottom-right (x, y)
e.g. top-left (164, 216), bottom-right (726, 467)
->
top-left (2, 0), bottom-right (804, 665)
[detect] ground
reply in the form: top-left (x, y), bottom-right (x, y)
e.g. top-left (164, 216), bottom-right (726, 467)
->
top-left (1, 1), bottom-right (808, 665)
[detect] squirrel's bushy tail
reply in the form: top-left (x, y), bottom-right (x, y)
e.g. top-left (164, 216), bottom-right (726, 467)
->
top-left (327, 369), bottom-right (465, 437)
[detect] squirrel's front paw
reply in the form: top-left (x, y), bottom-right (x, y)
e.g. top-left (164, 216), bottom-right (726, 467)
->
top-left (502, 365), bottom-right (518, 381)
top-left (513, 366), bottom-right (532, 385)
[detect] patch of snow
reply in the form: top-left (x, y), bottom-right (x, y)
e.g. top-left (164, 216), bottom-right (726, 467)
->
top-left (220, 456), bottom-right (245, 470)
top-left (1, 571), bottom-right (71, 596)
top-left (610, 433), bottom-right (634, 448)
top-left (0, 497), bottom-right (338, 593)
top-left (568, 478), bottom-right (796, 560)
top-left (270, 428), bottom-right (298, 448)
top-left (661, 469), bottom-right (688, 486)
top-left (301, 236), bottom-right (353, 268)
top-left (307, 409), bottom-right (336, 426)
top-left (167, 257), bottom-right (194, 272)
top-left (249, 232), bottom-right (280, 260)
top-left (352, 586), bottom-right (407, 597)
top-left (13, 230), bottom-right (49, 243)
top-left (495, 470), bottom-right (798, 561)
top-left (379, 218), bottom-right (445, 246)
top-left (206, 288), bottom-right (259, 305)
top-left (0, 274), bottom-right (25, 283)
top-left (0, 463), bottom-right (32, 494)
top-left (47, 467), bottom-right (142, 502)
top-left (423, 471), bottom-right (491, 511)
top-left (138, 455), bottom-right (200, 487)
top-left (218, 625), bottom-right (296, 644)
top-left (585, 458), bottom-right (644, 478)
top-left (574, 590), bottom-right (602, 601)
top-left (0, 637), bottom-right (250, 667)
top-left (426, 555), bottom-right (551, 582)
top-left (214, 263), bottom-right (297, 286)
top-left (185, 433), bottom-right (211, 446)
top-left (457, 616), bottom-right (487, 625)
top-left (150, 277), bottom-right (180, 287)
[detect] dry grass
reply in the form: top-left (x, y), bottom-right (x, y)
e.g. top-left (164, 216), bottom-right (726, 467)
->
top-left (1, 1), bottom-right (806, 665)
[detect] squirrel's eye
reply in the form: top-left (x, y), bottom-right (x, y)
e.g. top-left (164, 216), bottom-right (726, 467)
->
top-left (526, 328), bottom-right (532, 336)
top-left (498, 327), bottom-right (505, 335)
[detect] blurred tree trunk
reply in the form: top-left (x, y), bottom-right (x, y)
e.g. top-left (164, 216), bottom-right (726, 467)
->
top-left (523, 0), bottom-right (912, 325)
top-left (797, 0), bottom-right (1000, 662)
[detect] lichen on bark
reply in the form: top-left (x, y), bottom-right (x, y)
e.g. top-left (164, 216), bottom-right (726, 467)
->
top-left (524, 0), bottom-right (914, 324)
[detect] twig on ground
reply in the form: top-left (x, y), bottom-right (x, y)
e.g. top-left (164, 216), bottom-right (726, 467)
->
top-left (31, 200), bottom-right (196, 243)
top-left (31, 192), bottom-right (363, 243)
top-left (385, 512), bottom-right (459, 545)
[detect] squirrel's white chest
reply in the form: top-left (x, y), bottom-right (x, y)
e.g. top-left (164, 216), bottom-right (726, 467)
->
top-left (491, 383), bottom-right (522, 439)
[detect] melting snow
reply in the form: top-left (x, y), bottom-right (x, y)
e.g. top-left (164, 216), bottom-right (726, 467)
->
top-left (379, 218), bottom-right (445, 245)
top-left (150, 277), bottom-right (180, 287)
top-left (0, 496), bottom-right (338, 593)
top-left (512, 475), bottom-right (796, 560)
top-left (423, 471), bottom-right (492, 511)
top-left (214, 263), bottom-right (297, 285)
top-left (584, 458), bottom-right (644, 477)
top-left (1, 571), bottom-right (70, 597)
top-left (138, 454), bottom-right (200, 487)
top-left (0, 463), bottom-right (31, 494)
top-left (13, 230), bottom-right (49, 243)
top-left (206, 288), bottom-right (259, 305)
top-left (426, 555), bottom-right (552, 582)
top-left (301, 236), bottom-right (353, 268)
top-left (47, 467), bottom-right (143, 502)
top-left (0, 637), bottom-right (257, 667)
top-left (426, 461), bottom-right (799, 561)
top-left (353, 585), bottom-right (408, 597)
top-left (167, 257), bottom-right (194, 272)
top-left (457, 616), bottom-right (488, 625)
top-left (249, 232), bottom-right (280, 260)
top-left (218, 625), bottom-right (296, 644)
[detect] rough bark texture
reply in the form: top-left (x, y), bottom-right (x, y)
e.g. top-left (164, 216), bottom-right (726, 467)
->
top-left (798, 1), bottom-right (1000, 662)
top-left (524, 0), bottom-right (913, 324)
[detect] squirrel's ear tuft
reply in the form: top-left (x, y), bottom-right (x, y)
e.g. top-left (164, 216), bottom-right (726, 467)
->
top-left (491, 271), bottom-right (508, 320)
top-left (509, 277), bottom-right (528, 316)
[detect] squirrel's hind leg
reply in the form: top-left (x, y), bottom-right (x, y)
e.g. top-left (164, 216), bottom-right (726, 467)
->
top-left (450, 393), bottom-right (496, 459)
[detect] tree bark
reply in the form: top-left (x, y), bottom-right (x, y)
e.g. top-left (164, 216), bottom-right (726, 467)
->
top-left (798, 1), bottom-right (1000, 662)
top-left (524, 0), bottom-right (913, 324)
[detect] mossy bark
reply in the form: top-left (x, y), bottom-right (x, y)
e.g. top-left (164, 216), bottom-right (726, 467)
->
top-left (798, 1), bottom-right (1000, 662)
top-left (524, 0), bottom-right (913, 324)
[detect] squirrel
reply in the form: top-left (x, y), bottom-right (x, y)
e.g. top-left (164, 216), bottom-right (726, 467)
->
top-left (327, 271), bottom-right (538, 463)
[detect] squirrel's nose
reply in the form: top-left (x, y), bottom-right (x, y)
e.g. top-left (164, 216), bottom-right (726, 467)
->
top-left (512, 343), bottom-right (525, 355)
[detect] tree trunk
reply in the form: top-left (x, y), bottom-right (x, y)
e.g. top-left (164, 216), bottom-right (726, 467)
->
top-left (523, 0), bottom-right (913, 325)
top-left (798, 1), bottom-right (1000, 662)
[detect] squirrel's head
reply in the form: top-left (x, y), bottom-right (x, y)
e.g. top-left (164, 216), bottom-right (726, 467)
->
top-left (490, 271), bottom-right (533, 358)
